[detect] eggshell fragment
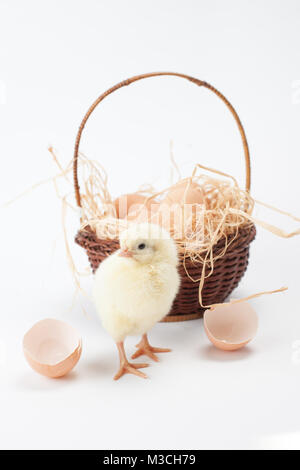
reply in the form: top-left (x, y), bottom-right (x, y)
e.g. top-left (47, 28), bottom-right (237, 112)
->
top-left (23, 319), bottom-right (82, 378)
top-left (113, 193), bottom-right (154, 219)
top-left (203, 302), bottom-right (258, 351)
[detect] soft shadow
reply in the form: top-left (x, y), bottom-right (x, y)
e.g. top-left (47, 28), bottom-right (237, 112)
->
top-left (153, 318), bottom-right (203, 348)
top-left (82, 353), bottom-right (117, 379)
top-left (201, 344), bottom-right (254, 362)
top-left (17, 369), bottom-right (79, 391)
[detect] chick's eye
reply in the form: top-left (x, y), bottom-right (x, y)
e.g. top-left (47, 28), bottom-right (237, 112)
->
top-left (138, 243), bottom-right (146, 250)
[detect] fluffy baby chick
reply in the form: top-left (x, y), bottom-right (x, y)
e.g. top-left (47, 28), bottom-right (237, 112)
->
top-left (93, 222), bottom-right (180, 380)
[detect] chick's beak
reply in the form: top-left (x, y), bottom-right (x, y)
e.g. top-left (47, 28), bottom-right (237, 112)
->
top-left (119, 248), bottom-right (133, 258)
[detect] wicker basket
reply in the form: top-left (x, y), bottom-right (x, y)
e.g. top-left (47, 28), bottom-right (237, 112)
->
top-left (73, 72), bottom-right (256, 322)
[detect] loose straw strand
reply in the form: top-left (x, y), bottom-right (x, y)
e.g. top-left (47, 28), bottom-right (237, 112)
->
top-left (209, 286), bottom-right (288, 310)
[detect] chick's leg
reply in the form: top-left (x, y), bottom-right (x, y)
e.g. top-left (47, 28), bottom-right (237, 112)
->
top-left (132, 333), bottom-right (171, 362)
top-left (114, 341), bottom-right (149, 380)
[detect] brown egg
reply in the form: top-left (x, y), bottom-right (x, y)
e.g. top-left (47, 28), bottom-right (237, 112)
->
top-left (203, 302), bottom-right (258, 351)
top-left (162, 180), bottom-right (203, 206)
top-left (159, 180), bottom-right (204, 234)
top-left (126, 201), bottom-right (160, 223)
top-left (23, 319), bottom-right (82, 378)
top-left (113, 193), bottom-right (155, 219)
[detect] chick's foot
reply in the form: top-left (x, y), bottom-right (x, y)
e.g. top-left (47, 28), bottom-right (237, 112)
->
top-left (114, 341), bottom-right (148, 380)
top-left (114, 361), bottom-right (148, 380)
top-left (132, 333), bottom-right (171, 362)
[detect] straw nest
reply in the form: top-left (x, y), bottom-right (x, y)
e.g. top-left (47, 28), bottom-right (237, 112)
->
top-left (76, 156), bottom-right (254, 257)
top-left (46, 147), bottom-right (298, 307)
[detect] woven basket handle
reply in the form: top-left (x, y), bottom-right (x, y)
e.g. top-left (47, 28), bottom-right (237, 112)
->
top-left (73, 72), bottom-right (251, 207)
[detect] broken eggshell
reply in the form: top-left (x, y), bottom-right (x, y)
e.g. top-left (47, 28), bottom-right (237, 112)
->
top-left (23, 318), bottom-right (82, 378)
top-left (203, 301), bottom-right (258, 351)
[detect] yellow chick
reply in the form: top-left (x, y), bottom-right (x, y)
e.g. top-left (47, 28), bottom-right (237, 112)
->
top-left (93, 222), bottom-right (180, 380)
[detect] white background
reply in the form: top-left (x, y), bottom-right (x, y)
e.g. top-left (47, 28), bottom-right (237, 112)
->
top-left (1, 0), bottom-right (300, 450)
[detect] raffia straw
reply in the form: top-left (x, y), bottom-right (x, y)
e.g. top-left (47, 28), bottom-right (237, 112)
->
top-left (51, 150), bottom-right (255, 308)
top-left (61, 196), bottom-right (86, 292)
top-left (209, 286), bottom-right (288, 310)
top-left (61, 196), bottom-right (87, 315)
top-left (72, 152), bottom-right (297, 308)
top-left (191, 162), bottom-right (240, 189)
top-left (1, 163), bottom-right (74, 209)
top-left (4, 146), bottom-right (297, 311)
top-left (228, 208), bottom-right (300, 239)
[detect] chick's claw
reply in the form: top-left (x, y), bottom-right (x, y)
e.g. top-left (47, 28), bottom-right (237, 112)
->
top-left (114, 362), bottom-right (149, 381)
top-left (132, 334), bottom-right (172, 362)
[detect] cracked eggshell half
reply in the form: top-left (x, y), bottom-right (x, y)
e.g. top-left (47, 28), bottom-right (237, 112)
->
top-left (204, 302), bottom-right (258, 351)
top-left (23, 318), bottom-right (82, 378)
